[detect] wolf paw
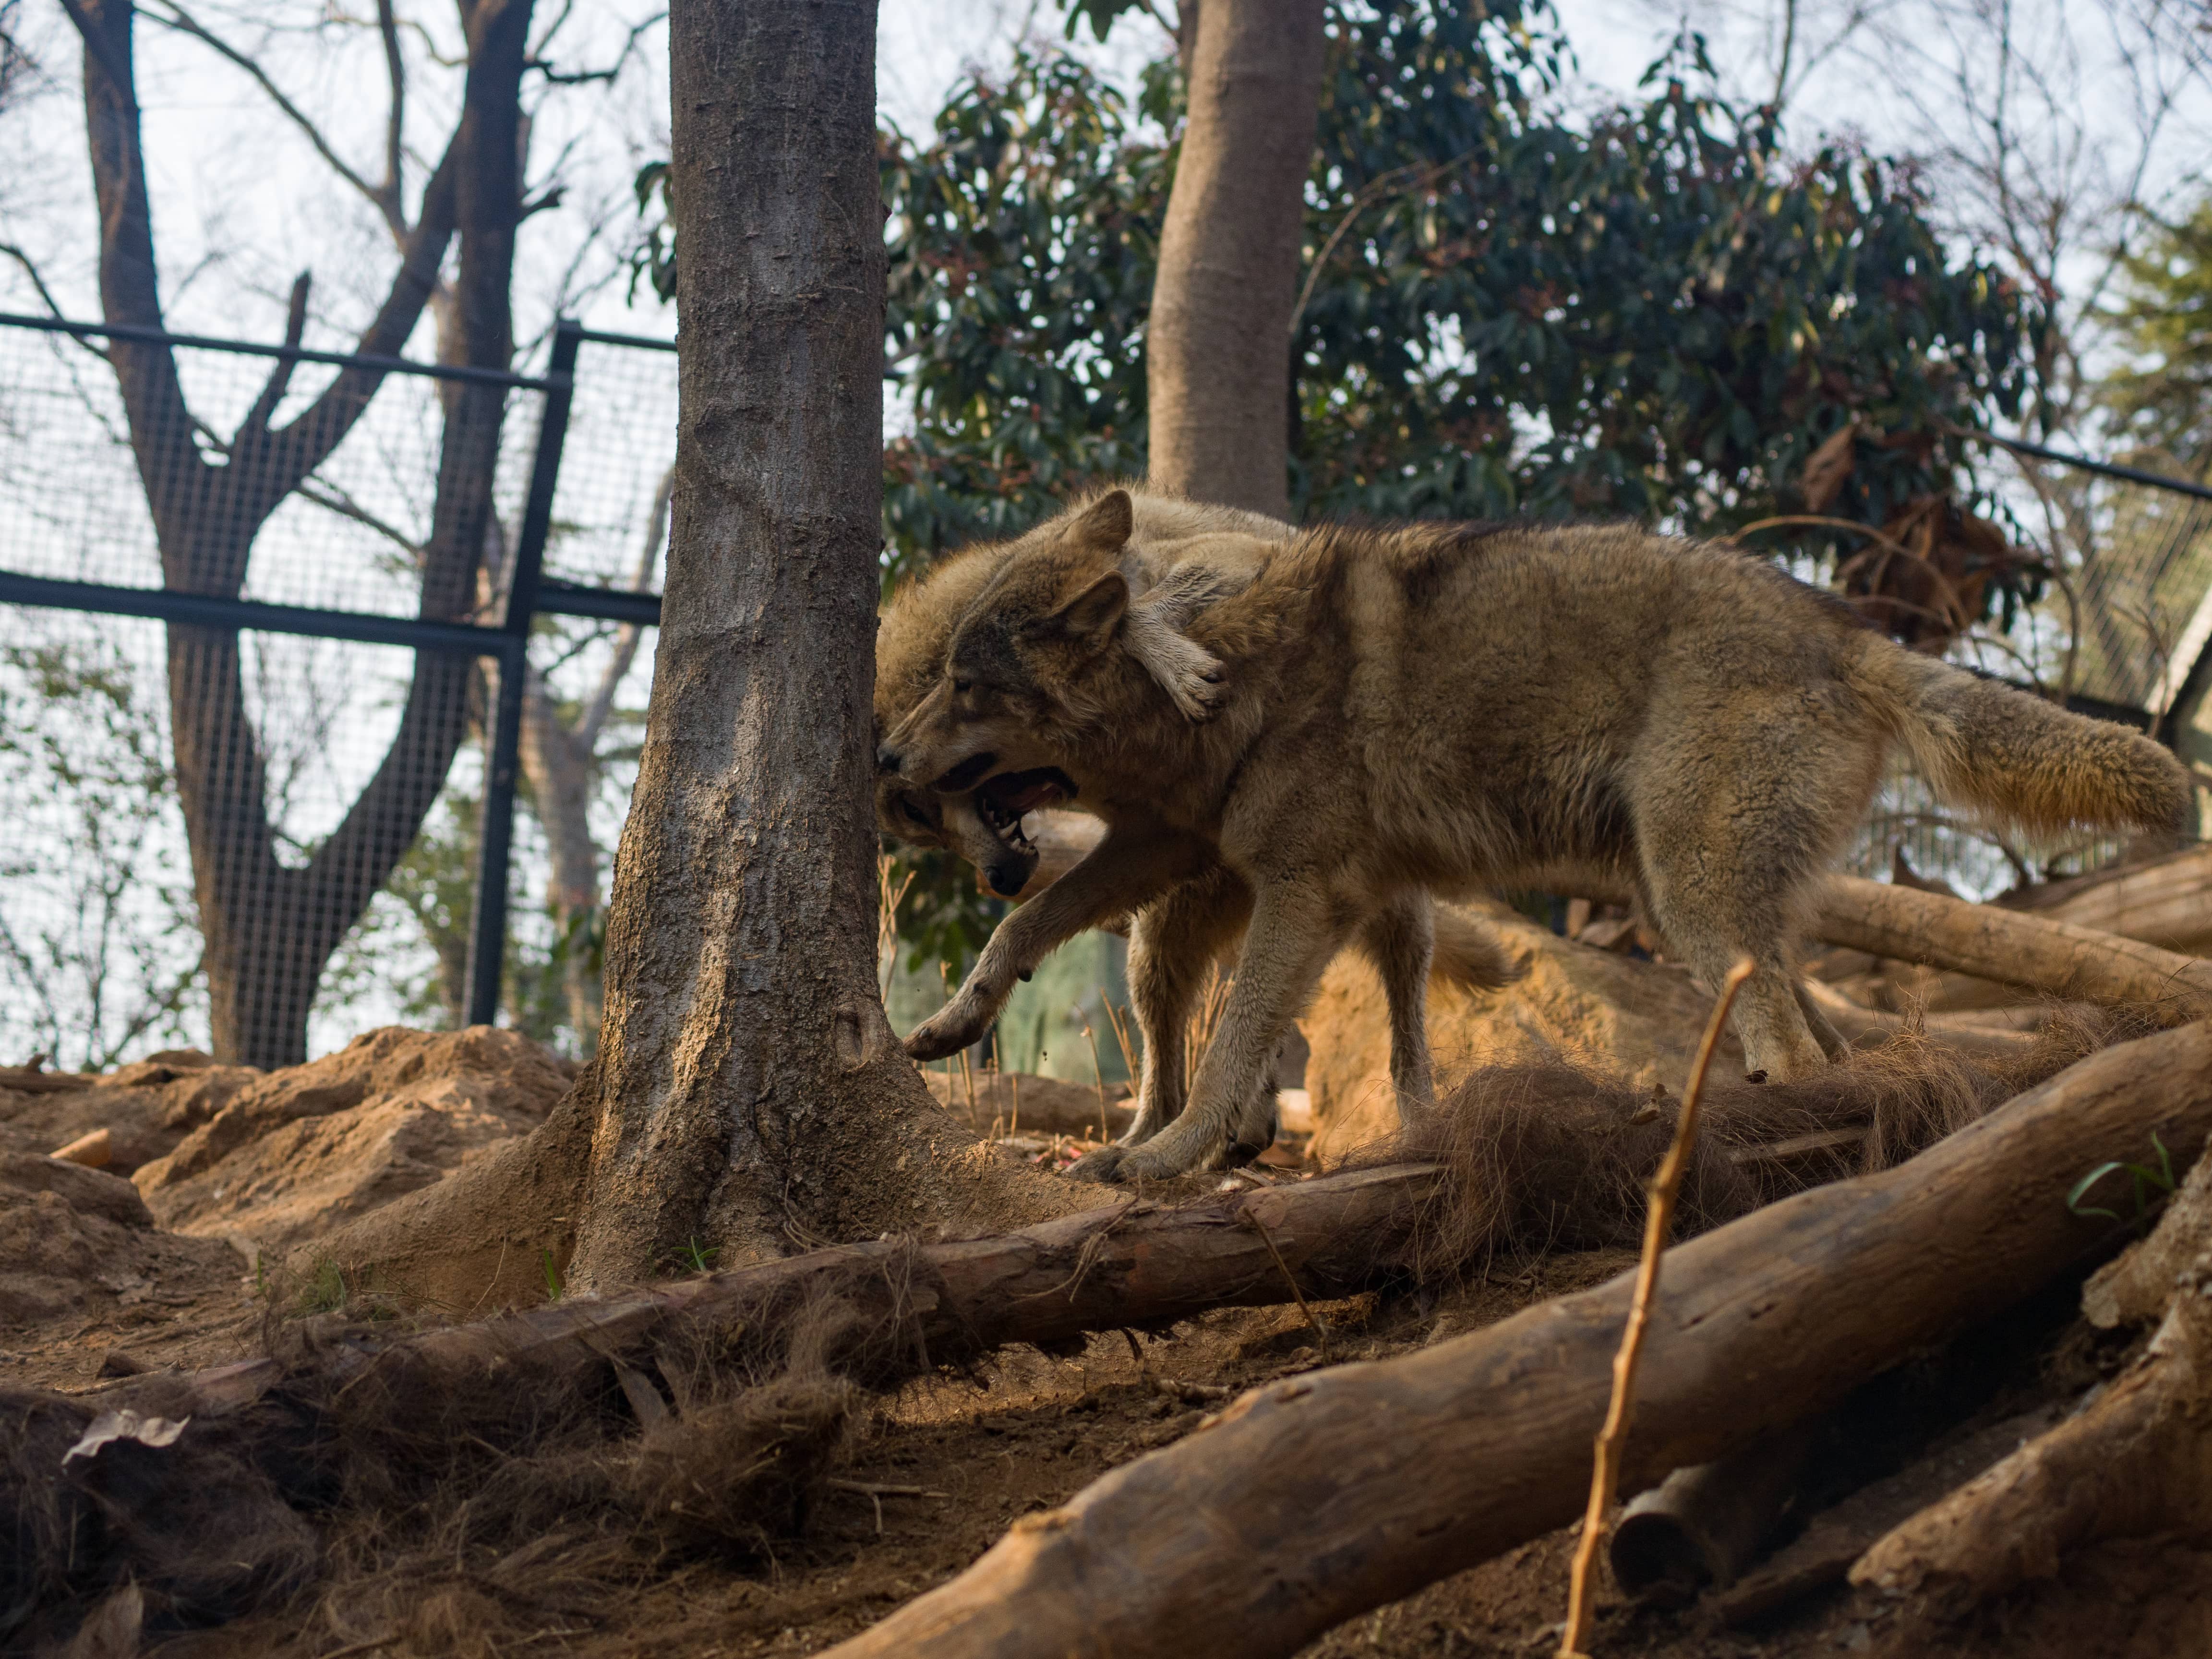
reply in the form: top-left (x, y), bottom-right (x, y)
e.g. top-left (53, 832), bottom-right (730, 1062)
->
top-left (1166, 663), bottom-right (1230, 723)
top-left (1065, 1144), bottom-right (1132, 1183)
top-left (903, 995), bottom-right (997, 1062)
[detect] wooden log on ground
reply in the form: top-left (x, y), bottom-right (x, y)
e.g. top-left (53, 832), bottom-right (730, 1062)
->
top-left (820, 1022), bottom-right (2212, 1659)
top-left (1813, 845), bottom-right (2212, 1008)
top-left (1998, 842), bottom-right (2212, 951)
top-left (1796, 978), bottom-right (2039, 1063)
top-left (1853, 1141), bottom-right (2212, 1603)
top-left (1814, 875), bottom-right (2212, 1012)
top-left (76, 1164), bottom-right (1447, 1431)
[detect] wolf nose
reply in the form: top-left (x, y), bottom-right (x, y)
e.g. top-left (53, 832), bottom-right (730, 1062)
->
top-left (876, 744), bottom-right (901, 775)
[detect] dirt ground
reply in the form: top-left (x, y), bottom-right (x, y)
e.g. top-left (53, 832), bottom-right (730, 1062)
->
top-left (11, 1030), bottom-right (2212, 1657)
top-left (11, 1229), bottom-right (2205, 1659)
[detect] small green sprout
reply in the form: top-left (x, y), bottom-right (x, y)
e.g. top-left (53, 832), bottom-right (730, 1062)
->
top-left (2067, 1132), bottom-right (2177, 1224)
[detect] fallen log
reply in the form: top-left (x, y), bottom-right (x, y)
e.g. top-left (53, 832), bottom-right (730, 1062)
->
top-left (69, 1164), bottom-right (1448, 1437)
top-left (1997, 842), bottom-right (2212, 950)
top-left (1796, 978), bottom-right (2038, 1063)
top-left (1814, 875), bottom-right (2212, 1012)
top-left (820, 1022), bottom-right (2212, 1659)
top-left (1852, 1138), bottom-right (2212, 1604)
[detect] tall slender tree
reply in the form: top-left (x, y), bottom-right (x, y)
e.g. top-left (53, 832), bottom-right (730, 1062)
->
top-left (1144, 0), bottom-right (1325, 517)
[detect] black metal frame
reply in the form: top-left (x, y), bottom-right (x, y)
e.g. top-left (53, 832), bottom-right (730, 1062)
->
top-left (0, 310), bottom-right (666, 1033)
top-left (461, 320), bottom-right (576, 1025)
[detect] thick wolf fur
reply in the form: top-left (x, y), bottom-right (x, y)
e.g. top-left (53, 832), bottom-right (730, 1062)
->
top-left (883, 489), bottom-right (2191, 1180)
top-left (875, 487), bottom-right (1517, 1161)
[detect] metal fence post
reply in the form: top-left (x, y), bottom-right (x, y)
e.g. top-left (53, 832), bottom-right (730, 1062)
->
top-left (465, 319), bottom-right (581, 1028)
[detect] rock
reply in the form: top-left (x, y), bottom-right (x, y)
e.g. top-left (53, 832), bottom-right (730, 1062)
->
top-left (133, 1027), bottom-right (577, 1261)
top-left (1301, 899), bottom-right (1741, 1164)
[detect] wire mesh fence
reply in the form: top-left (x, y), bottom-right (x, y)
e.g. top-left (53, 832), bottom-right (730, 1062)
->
top-left (0, 314), bottom-right (673, 1071)
top-left (1845, 445), bottom-right (2212, 898)
top-left (0, 305), bottom-right (2207, 1074)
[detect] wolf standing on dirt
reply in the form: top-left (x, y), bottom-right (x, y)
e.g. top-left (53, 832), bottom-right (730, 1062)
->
top-left (881, 489), bottom-right (2192, 1182)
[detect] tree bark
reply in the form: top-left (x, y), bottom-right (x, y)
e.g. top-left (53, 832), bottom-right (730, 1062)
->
top-left (819, 1022), bottom-right (2212, 1659)
top-left (70, 0), bottom-right (531, 1068)
top-left (1145, 0), bottom-right (1325, 519)
top-left (561, 0), bottom-right (1088, 1286)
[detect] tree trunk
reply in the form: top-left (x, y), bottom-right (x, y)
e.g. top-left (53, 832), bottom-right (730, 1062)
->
top-left (1145, 0), bottom-right (1325, 519)
top-left (71, 0), bottom-right (531, 1068)
top-left (560, 0), bottom-right (1090, 1287)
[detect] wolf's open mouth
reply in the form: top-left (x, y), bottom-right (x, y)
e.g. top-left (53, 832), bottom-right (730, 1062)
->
top-left (935, 752), bottom-right (998, 793)
top-left (974, 768), bottom-right (1076, 854)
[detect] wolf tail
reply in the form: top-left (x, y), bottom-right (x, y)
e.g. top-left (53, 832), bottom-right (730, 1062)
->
top-left (1843, 636), bottom-right (2193, 837)
top-left (1429, 906), bottom-right (1524, 992)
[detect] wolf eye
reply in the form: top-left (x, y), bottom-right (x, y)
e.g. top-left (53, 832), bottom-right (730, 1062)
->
top-left (901, 800), bottom-right (932, 828)
top-left (953, 678), bottom-right (973, 694)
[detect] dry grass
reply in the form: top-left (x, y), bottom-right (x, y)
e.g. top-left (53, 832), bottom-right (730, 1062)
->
top-left (1352, 1000), bottom-right (2173, 1283)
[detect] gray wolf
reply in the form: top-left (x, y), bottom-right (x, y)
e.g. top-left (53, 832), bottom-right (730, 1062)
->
top-left (881, 489), bottom-right (2190, 1181)
top-left (875, 487), bottom-right (1517, 1164)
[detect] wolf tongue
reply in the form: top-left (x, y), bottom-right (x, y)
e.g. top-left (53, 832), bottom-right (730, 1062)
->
top-left (998, 778), bottom-right (1065, 815)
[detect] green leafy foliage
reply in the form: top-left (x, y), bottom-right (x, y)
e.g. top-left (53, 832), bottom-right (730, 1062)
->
top-left (1294, 22), bottom-right (2044, 552)
top-left (2102, 195), bottom-right (2212, 477)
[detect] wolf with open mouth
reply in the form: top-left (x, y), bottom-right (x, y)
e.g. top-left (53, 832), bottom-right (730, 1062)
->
top-left (881, 488), bottom-right (2191, 1183)
top-left (875, 486), bottom-right (1518, 1166)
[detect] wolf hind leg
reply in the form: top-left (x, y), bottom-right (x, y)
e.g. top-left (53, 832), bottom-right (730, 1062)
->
top-left (1630, 702), bottom-right (1879, 1082)
top-left (1793, 980), bottom-right (1850, 1060)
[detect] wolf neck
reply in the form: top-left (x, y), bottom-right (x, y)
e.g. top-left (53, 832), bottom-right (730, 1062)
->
top-left (1070, 583), bottom-right (1295, 832)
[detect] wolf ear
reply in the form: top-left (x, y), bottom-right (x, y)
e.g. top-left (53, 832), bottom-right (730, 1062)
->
top-left (1048, 569), bottom-right (1129, 648)
top-left (1068, 489), bottom-right (1134, 553)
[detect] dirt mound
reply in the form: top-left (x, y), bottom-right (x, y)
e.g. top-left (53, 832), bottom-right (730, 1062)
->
top-left (0, 1150), bottom-right (238, 1335)
top-left (132, 1028), bottom-right (577, 1263)
top-left (1302, 899), bottom-right (1738, 1163)
top-left (0, 1050), bottom-right (260, 1176)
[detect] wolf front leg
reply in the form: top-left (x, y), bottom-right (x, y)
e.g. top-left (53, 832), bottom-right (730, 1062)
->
top-left (902, 824), bottom-right (1209, 1062)
top-left (1071, 879), bottom-right (1349, 1182)
top-left (1121, 865), bottom-right (1254, 1145)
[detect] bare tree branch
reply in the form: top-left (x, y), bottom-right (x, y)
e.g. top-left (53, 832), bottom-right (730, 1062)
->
top-left (527, 8), bottom-right (664, 85)
top-left (377, 0), bottom-right (406, 223)
top-left (140, 0), bottom-right (401, 234)
top-left (234, 271), bottom-right (311, 442)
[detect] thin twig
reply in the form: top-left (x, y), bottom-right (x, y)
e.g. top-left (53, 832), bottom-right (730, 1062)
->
top-left (1246, 1208), bottom-right (1329, 1361)
top-left (1559, 957), bottom-right (1755, 1659)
